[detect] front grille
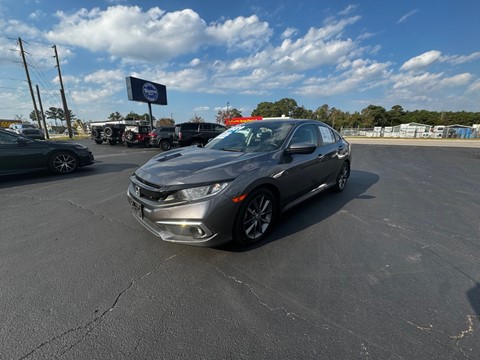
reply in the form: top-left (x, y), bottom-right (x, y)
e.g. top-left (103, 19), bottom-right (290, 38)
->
top-left (135, 174), bottom-right (161, 189)
top-left (23, 130), bottom-right (41, 135)
top-left (132, 175), bottom-right (177, 202)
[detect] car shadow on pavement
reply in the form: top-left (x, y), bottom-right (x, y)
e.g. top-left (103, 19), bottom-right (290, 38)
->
top-left (220, 169), bottom-right (380, 252)
top-left (467, 283), bottom-right (480, 317)
top-left (0, 162), bottom-right (139, 189)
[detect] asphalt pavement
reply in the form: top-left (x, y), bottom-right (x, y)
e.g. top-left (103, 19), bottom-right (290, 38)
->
top-left (1, 140), bottom-right (479, 359)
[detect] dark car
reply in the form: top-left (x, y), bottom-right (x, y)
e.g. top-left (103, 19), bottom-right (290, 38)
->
top-left (0, 128), bottom-right (94, 175)
top-left (127, 119), bottom-right (351, 247)
top-left (7, 123), bottom-right (45, 140)
top-left (149, 126), bottom-right (175, 151)
top-left (123, 125), bottom-right (151, 147)
top-left (173, 122), bottom-right (226, 147)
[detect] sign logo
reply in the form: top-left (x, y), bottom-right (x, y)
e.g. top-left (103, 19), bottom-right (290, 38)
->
top-left (142, 82), bottom-right (158, 102)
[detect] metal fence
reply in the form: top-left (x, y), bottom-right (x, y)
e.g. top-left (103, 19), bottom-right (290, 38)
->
top-left (340, 127), bottom-right (479, 139)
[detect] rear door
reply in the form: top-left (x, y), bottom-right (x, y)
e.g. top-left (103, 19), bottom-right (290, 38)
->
top-left (317, 125), bottom-right (346, 184)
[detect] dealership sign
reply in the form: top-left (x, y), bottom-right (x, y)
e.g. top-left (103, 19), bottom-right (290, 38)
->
top-left (126, 76), bottom-right (167, 105)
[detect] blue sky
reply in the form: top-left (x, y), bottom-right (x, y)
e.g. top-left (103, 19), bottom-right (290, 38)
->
top-left (0, 0), bottom-right (479, 124)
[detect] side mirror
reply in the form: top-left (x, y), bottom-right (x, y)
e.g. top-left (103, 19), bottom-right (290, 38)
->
top-left (285, 143), bottom-right (316, 155)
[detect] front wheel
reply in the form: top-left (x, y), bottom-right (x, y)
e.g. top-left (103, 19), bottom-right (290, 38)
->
top-left (159, 139), bottom-right (171, 151)
top-left (332, 162), bottom-right (349, 192)
top-left (233, 187), bottom-right (276, 245)
top-left (94, 139), bottom-right (103, 145)
top-left (49, 152), bottom-right (78, 174)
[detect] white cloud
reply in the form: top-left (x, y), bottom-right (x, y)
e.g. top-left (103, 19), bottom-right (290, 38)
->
top-left (397, 9), bottom-right (419, 24)
top-left (205, 15), bottom-right (272, 51)
top-left (338, 5), bottom-right (358, 16)
top-left (400, 50), bottom-right (442, 71)
top-left (281, 27), bottom-right (298, 39)
top-left (439, 73), bottom-right (472, 87)
top-left (193, 106), bottom-right (209, 112)
top-left (29, 10), bottom-right (45, 20)
top-left (467, 80), bottom-right (480, 93)
top-left (441, 52), bottom-right (480, 65)
top-left (46, 6), bottom-right (272, 62)
top-left (2, 19), bottom-right (40, 37)
top-left (297, 59), bottom-right (392, 97)
top-left (84, 69), bottom-right (126, 84)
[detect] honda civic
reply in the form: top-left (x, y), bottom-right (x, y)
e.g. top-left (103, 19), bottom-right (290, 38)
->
top-left (127, 119), bottom-right (351, 247)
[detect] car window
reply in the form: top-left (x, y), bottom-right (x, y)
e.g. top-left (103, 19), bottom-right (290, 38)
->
top-left (200, 124), bottom-right (213, 131)
top-left (181, 123), bottom-right (197, 131)
top-left (0, 131), bottom-right (20, 144)
top-left (290, 124), bottom-right (318, 145)
top-left (206, 122), bottom-right (294, 153)
top-left (318, 126), bottom-right (336, 145)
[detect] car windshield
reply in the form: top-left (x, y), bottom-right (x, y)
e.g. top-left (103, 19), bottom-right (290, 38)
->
top-left (205, 121), bottom-right (294, 153)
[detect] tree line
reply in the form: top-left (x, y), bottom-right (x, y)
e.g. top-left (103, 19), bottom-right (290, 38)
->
top-left (30, 107), bottom-right (75, 127)
top-left (31, 100), bottom-right (480, 130)
top-left (249, 99), bottom-right (480, 129)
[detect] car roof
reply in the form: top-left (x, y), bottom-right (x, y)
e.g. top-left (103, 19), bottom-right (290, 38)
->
top-left (240, 119), bottom-right (326, 126)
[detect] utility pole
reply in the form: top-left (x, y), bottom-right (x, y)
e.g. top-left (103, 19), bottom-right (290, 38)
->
top-left (36, 85), bottom-right (49, 139)
top-left (18, 38), bottom-right (42, 129)
top-left (53, 45), bottom-right (72, 138)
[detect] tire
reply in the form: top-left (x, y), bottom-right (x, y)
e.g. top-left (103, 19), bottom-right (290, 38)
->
top-left (108, 139), bottom-right (117, 145)
top-left (159, 139), bottom-right (171, 151)
top-left (126, 142), bottom-right (133, 148)
top-left (104, 127), bottom-right (113, 137)
top-left (95, 139), bottom-right (103, 144)
top-left (233, 187), bottom-right (277, 245)
top-left (48, 152), bottom-right (78, 174)
top-left (191, 140), bottom-right (203, 147)
top-left (332, 162), bottom-right (349, 192)
top-left (125, 131), bottom-right (135, 141)
top-left (92, 130), bottom-right (99, 138)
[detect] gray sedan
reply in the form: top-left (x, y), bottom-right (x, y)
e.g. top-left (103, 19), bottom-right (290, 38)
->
top-left (127, 119), bottom-right (351, 247)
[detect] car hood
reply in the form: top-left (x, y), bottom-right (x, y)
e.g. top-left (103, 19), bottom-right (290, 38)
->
top-left (135, 147), bottom-right (269, 185)
top-left (39, 140), bottom-right (86, 148)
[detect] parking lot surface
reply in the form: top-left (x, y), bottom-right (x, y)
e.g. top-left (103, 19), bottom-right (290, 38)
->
top-left (1, 140), bottom-right (479, 359)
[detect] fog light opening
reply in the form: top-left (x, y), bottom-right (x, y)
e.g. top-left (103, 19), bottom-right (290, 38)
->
top-left (190, 226), bottom-right (206, 239)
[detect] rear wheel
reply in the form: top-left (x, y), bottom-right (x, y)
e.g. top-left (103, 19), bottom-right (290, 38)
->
top-left (94, 139), bottom-right (103, 144)
top-left (49, 152), bottom-right (78, 174)
top-left (108, 139), bottom-right (117, 145)
top-left (233, 187), bottom-right (276, 245)
top-left (159, 139), bottom-right (171, 151)
top-left (332, 162), bottom-right (349, 192)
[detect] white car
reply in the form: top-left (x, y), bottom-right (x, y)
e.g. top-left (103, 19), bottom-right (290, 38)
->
top-left (8, 124), bottom-right (45, 140)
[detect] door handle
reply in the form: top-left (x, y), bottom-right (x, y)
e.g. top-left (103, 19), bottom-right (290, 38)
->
top-left (317, 154), bottom-right (325, 161)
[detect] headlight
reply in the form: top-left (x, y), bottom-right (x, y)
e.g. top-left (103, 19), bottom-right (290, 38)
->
top-left (171, 182), bottom-right (229, 201)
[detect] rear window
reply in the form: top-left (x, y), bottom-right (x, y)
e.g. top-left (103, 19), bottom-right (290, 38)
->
top-left (180, 123), bottom-right (198, 131)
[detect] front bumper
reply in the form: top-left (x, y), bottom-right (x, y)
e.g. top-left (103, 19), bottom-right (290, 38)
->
top-left (127, 183), bottom-right (237, 247)
top-left (78, 151), bottom-right (95, 166)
